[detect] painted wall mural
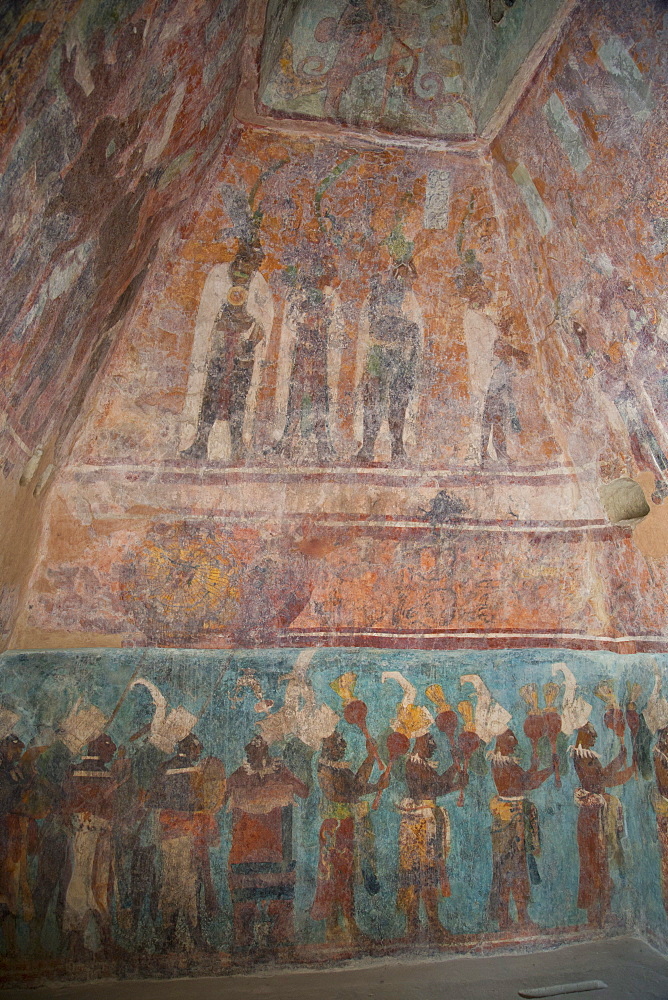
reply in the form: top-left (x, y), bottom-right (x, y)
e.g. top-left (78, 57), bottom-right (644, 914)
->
top-left (15, 71), bottom-right (668, 650)
top-left (0, 0), bottom-right (246, 646)
top-left (0, 646), bottom-right (667, 980)
top-left (2, 1), bottom-right (668, 989)
top-left (491, 0), bottom-right (668, 509)
top-left (4, 0), bottom-right (668, 655)
top-left (257, 0), bottom-right (570, 138)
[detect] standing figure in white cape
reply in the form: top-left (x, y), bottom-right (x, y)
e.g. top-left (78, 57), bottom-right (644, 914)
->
top-left (180, 241), bottom-right (273, 463)
top-left (460, 268), bottom-right (528, 466)
top-left (180, 182), bottom-right (275, 463)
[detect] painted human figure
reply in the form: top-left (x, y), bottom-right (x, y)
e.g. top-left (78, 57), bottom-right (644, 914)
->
top-left (317, 1), bottom-right (385, 120)
top-left (569, 721), bottom-right (634, 927)
top-left (226, 735), bottom-right (309, 950)
top-left (480, 339), bottom-right (529, 465)
top-left (0, 734), bottom-right (37, 954)
top-left (461, 272), bottom-right (528, 464)
top-left (356, 264), bottom-right (421, 465)
top-left (396, 731), bottom-right (467, 942)
top-left (30, 739), bottom-right (72, 952)
top-left (112, 742), bottom-right (163, 941)
top-left (601, 280), bottom-right (668, 440)
top-left (632, 326), bottom-right (668, 435)
top-left (273, 245), bottom-right (339, 463)
top-left (652, 726), bottom-right (668, 914)
top-left (150, 733), bottom-right (225, 951)
top-left (487, 729), bottom-right (555, 931)
top-left (61, 733), bottom-right (119, 957)
top-left (572, 319), bottom-right (668, 504)
top-left (310, 731), bottom-right (388, 943)
top-left (180, 240), bottom-right (273, 462)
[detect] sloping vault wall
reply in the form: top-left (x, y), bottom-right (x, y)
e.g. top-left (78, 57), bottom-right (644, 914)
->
top-left (0, 0), bottom-right (247, 647)
top-left (1, 0), bottom-right (668, 986)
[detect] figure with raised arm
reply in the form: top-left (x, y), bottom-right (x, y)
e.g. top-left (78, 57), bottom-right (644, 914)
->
top-left (310, 730), bottom-right (388, 944)
top-left (487, 728), bottom-right (555, 931)
top-left (569, 720), bottom-right (634, 927)
top-left (396, 731), bottom-right (466, 942)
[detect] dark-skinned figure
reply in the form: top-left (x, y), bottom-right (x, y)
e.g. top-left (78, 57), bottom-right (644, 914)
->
top-left (61, 733), bottom-right (119, 958)
top-left (180, 182), bottom-right (274, 463)
top-left (396, 730), bottom-right (466, 943)
top-left (150, 733), bottom-right (226, 952)
top-left (310, 730), bottom-right (388, 944)
top-left (487, 728), bottom-right (555, 931)
top-left (356, 225), bottom-right (422, 466)
top-left (569, 720), bottom-right (634, 927)
top-left (226, 735), bottom-right (309, 951)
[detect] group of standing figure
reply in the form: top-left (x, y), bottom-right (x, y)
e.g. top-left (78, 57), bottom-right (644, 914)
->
top-left (178, 212), bottom-right (533, 470)
top-left (570, 285), bottom-right (668, 504)
top-left (180, 231), bottom-right (426, 468)
top-left (179, 195), bottom-right (668, 495)
top-left (1, 695), bottom-right (665, 959)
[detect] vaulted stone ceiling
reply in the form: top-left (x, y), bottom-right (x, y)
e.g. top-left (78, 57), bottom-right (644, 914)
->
top-left (258, 0), bottom-right (572, 140)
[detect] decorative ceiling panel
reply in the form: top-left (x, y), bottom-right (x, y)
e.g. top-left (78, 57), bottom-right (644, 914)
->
top-left (258, 0), bottom-right (571, 141)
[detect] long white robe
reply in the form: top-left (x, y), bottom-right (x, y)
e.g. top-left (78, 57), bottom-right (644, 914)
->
top-left (463, 307), bottom-right (500, 463)
top-left (272, 288), bottom-right (344, 453)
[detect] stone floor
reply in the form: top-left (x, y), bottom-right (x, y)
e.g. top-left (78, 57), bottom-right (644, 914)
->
top-left (2, 936), bottom-right (667, 1000)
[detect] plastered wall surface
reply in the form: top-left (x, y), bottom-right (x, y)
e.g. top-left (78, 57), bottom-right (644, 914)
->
top-left (0, 0), bottom-right (247, 645)
top-left (258, 0), bottom-right (572, 140)
top-left (2, 0), bottom-right (668, 986)
top-left (13, 0), bottom-right (668, 652)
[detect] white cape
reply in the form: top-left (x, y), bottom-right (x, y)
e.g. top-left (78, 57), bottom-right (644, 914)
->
top-left (180, 264), bottom-right (274, 458)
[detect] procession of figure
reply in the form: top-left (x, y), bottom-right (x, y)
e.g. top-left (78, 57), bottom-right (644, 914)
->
top-left (2, 654), bottom-right (667, 962)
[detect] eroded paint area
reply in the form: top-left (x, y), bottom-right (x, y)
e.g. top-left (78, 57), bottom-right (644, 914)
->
top-left (258, 0), bottom-right (568, 138)
top-left (0, 0), bottom-right (245, 642)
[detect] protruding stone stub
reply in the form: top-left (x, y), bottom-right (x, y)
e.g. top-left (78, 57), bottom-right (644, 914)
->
top-left (599, 478), bottom-right (650, 527)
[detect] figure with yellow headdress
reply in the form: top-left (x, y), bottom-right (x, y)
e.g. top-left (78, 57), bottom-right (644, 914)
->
top-left (311, 673), bottom-right (390, 943)
top-left (569, 718), bottom-right (634, 927)
top-left (486, 725), bottom-right (555, 932)
top-left (383, 672), bottom-right (466, 943)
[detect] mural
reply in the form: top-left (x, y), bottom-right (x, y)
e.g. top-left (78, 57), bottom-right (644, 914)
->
top-left (2, 7), bottom-right (668, 994)
top-left (258, 0), bottom-right (569, 138)
top-left (4, 0), bottom-right (668, 659)
top-left (63, 138), bottom-right (562, 474)
top-left (0, 0), bottom-right (246, 644)
top-left (0, 646), bottom-right (666, 979)
top-left (492, 0), bottom-right (668, 504)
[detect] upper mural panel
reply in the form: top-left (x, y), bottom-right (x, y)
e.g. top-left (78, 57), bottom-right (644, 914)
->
top-left (257, 0), bottom-right (570, 140)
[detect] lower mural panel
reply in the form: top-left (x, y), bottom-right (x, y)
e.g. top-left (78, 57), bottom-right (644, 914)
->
top-left (0, 646), bottom-right (667, 980)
